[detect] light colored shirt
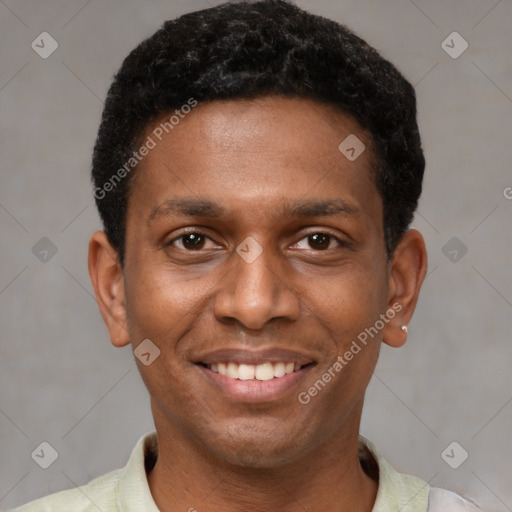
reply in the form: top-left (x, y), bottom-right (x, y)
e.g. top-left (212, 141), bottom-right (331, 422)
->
top-left (12, 432), bottom-right (482, 511)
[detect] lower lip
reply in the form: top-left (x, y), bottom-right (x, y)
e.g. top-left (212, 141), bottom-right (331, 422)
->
top-left (196, 364), bottom-right (315, 403)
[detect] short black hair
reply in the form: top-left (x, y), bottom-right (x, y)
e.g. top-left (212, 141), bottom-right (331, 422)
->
top-left (92, 0), bottom-right (424, 266)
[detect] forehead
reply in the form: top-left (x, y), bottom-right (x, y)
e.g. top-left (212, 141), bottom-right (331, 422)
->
top-left (128, 96), bottom-right (381, 226)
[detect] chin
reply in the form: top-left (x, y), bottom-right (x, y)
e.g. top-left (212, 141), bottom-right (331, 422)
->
top-left (219, 443), bottom-right (298, 470)
top-left (205, 420), bottom-right (313, 470)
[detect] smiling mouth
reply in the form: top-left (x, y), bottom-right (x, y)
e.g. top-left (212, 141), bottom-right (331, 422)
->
top-left (198, 361), bottom-right (312, 381)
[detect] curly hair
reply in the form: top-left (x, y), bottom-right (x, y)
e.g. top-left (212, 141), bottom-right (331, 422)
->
top-left (92, 0), bottom-right (424, 266)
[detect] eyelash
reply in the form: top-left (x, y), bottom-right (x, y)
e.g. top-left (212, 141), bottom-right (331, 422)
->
top-left (166, 229), bottom-right (349, 252)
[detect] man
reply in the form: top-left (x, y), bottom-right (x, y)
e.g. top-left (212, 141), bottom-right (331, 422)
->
top-left (14, 1), bottom-right (482, 510)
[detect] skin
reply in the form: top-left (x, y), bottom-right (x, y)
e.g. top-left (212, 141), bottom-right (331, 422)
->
top-left (89, 96), bottom-right (427, 512)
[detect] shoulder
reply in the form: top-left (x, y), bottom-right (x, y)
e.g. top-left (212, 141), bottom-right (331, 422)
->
top-left (9, 467), bottom-right (123, 511)
top-left (428, 487), bottom-right (484, 511)
top-left (10, 432), bottom-right (158, 512)
top-left (358, 436), bottom-right (484, 512)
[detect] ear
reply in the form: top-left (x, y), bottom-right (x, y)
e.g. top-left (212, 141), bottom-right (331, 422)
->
top-left (382, 229), bottom-right (428, 348)
top-left (88, 231), bottom-right (130, 348)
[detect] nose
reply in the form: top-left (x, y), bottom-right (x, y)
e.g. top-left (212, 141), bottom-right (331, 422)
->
top-left (213, 244), bottom-right (301, 330)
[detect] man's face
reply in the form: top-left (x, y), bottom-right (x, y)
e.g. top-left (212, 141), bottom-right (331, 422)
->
top-left (122, 97), bottom-right (392, 467)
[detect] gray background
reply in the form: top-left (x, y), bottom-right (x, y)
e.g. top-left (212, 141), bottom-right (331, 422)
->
top-left (1, 0), bottom-right (511, 510)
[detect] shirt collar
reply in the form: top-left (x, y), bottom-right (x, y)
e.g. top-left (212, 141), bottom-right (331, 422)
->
top-left (116, 432), bottom-right (160, 511)
top-left (360, 435), bottom-right (430, 512)
top-left (117, 432), bottom-right (430, 512)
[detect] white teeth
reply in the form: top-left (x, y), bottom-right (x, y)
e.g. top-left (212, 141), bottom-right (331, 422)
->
top-left (227, 362), bottom-right (238, 379)
top-left (255, 362), bottom-right (274, 381)
top-left (207, 361), bottom-right (305, 380)
top-left (238, 364), bottom-right (255, 380)
top-left (274, 362), bottom-right (286, 377)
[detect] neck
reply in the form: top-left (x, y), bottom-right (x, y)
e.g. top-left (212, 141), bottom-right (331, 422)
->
top-left (148, 412), bottom-right (378, 512)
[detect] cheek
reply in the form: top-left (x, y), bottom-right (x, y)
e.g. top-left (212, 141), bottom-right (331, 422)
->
top-left (124, 264), bottom-right (207, 345)
top-left (123, 266), bottom-right (210, 409)
top-left (300, 262), bottom-right (388, 345)
top-left (299, 271), bottom-right (384, 417)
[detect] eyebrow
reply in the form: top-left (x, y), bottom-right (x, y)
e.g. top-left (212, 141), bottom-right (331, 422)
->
top-left (287, 199), bottom-right (359, 217)
top-left (147, 198), bottom-right (224, 225)
top-left (147, 197), bottom-right (359, 225)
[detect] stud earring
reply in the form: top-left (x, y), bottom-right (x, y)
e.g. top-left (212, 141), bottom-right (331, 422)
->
top-left (401, 325), bottom-right (408, 333)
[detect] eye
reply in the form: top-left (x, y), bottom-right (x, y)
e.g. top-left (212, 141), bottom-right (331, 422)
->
top-left (168, 232), bottom-right (219, 251)
top-left (293, 232), bottom-right (345, 251)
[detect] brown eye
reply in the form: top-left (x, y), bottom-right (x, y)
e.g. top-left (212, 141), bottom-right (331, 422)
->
top-left (178, 233), bottom-right (206, 250)
top-left (167, 231), bottom-right (222, 253)
top-left (308, 233), bottom-right (331, 250)
top-left (291, 231), bottom-right (347, 252)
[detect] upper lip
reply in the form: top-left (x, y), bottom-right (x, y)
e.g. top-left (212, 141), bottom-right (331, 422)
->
top-left (193, 347), bottom-right (315, 366)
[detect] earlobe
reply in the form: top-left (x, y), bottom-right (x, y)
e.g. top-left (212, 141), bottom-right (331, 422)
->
top-left (88, 231), bottom-right (130, 348)
top-left (382, 229), bottom-right (428, 348)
